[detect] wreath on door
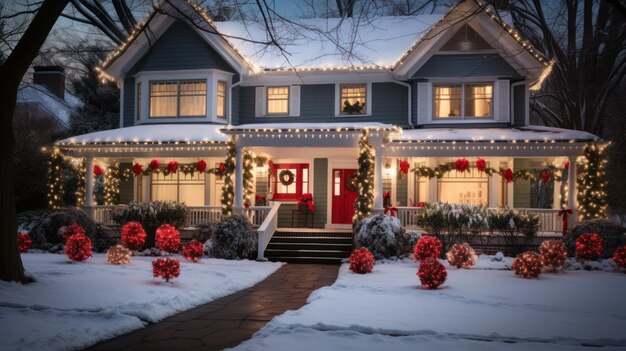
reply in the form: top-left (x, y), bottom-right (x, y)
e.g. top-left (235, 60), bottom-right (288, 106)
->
top-left (278, 169), bottom-right (295, 186)
top-left (346, 172), bottom-right (359, 192)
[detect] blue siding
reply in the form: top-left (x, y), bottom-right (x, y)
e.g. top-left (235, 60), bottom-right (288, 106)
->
top-left (513, 84), bottom-right (526, 126)
top-left (411, 80), bottom-right (418, 125)
top-left (123, 77), bottom-right (135, 127)
top-left (412, 54), bottom-right (520, 78)
top-left (231, 86), bottom-right (240, 125)
top-left (313, 158), bottom-right (328, 228)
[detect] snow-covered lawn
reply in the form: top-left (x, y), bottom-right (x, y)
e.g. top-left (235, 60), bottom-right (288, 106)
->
top-left (0, 253), bottom-right (282, 351)
top-left (233, 257), bottom-right (626, 351)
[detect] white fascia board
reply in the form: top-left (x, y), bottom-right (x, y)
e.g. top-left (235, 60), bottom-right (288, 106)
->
top-left (241, 70), bottom-right (394, 86)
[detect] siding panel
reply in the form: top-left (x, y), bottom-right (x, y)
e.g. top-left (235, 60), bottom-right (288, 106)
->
top-left (412, 54), bottom-right (520, 78)
top-left (123, 77), bottom-right (135, 127)
top-left (513, 84), bottom-right (526, 126)
top-left (313, 158), bottom-right (328, 228)
top-left (513, 158), bottom-right (531, 208)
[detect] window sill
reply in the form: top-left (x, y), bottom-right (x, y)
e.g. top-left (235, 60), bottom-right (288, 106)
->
top-left (335, 114), bottom-right (372, 117)
top-left (259, 115), bottom-right (293, 118)
top-left (428, 118), bottom-right (495, 123)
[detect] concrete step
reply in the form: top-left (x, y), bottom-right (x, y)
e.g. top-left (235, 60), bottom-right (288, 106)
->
top-left (265, 248), bottom-right (351, 259)
top-left (267, 242), bottom-right (352, 251)
top-left (271, 236), bottom-right (353, 244)
top-left (267, 256), bottom-right (346, 264)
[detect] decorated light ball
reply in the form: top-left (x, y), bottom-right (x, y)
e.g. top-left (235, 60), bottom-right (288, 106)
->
top-left (539, 240), bottom-right (567, 271)
top-left (413, 236), bottom-right (442, 261)
top-left (575, 232), bottom-right (603, 261)
top-left (17, 232), bottom-right (32, 253)
top-left (120, 222), bottom-right (147, 251)
top-left (182, 240), bottom-right (204, 262)
top-left (65, 232), bottom-right (93, 262)
top-left (417, 259), bottom-right (447, 289)
top-left (106, 245), bottom-right (132, 265)
top-left (63, 223), bottom-right (86, 241)
top-left (349, 247), bottom-right (376, 274)
top-left (155, 224), bottom-right (181, 253)
top-left (512, 251), bottom-right (543, 279)
top-left (446, 243), bottom-right (477, 269)
top-left (613, 245), bottom-right (626, 272)
top-left (152, 258), bottom-right (180, 282)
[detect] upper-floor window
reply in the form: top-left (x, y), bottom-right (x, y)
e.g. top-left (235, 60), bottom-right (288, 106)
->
top-left (267, 86), bottom-right (289, 115)
top-left (149, 80), bottom-right (206, 118)
top-left (433, 83), bottom-right (492, 119)
top-left (216, 80), bottom-right (227, 119)
top-left (340, 84), bottom-right (367, 115)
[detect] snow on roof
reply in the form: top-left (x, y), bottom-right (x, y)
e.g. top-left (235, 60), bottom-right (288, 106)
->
top-left (56, 124), bottom-right (228, 145)
top-left (393, 126), bottom-right (600, 143)
top-left (17, 84), bottom-right (81, 125)
top-left (222, 122), bottom-right (398, 132)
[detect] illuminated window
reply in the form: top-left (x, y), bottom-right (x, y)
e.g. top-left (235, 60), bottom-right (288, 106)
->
top-left (437, 164), bottom-right (488, 205)
top-left (433, 83), bottom-right (492, 119)
top-left (433, 85), bottom-right (461, 118)
top-left (216, 80), bottom-right (227, 119)
top-left (340, 84), bottom-right (367, 114)
top-left (272, 163), bottom-right (309, 200)
top-left (151, 172), bottom-right (205, 206)
top-left (465, 84), bottom-right (492, 117)
top-left (267, 86), bottom-right (289, 115)
top-left (149, 80), bottom-right (206, 118)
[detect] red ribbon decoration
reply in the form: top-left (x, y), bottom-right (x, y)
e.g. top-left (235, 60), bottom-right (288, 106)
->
top-left (399, 160), bottom-right (410, 174)
top-left (383, 191), bottom-right (390, 199)
top-left (219, 162), bottom-right (226, 173)
top-left (455, 158), bottom-right (469, 173)
top-left (502, 168), bottom-right (514, 183)
top-left (476, 158), bottom-right (487, 173)
top-left (297, 193), bottom-right (315, 213)
top-left (132, 163), bottom-right (143, 176)
top-left (93, 165), bottom-right (104, 176)
top-left (384, 206), bottom-right (398, 217)
top-left (563, 161), bottom-right (570, 171)
top-left (150, 159), bottom-right (160, 170)
top-left (167, 160), bottom-right (179, 173)
top-left (558, 208), bottom-right (573, 236)
top-left (196, 160), bottom-right (207, 173)
top-left (540, 170), bottom-right (552, 184)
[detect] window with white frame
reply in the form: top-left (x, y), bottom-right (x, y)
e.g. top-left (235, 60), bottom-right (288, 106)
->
top-left (149, 80), bottom-right (207, 118)
top-left (216, 80), bottom-right (227, 119)
top-left (151, 172), bottom-right (205, 206)
top-left (437, 163), bottom-right (488, 205)
top-left (433, 83), bottom-right (492, 119)
top-left (340, 84), bottom-right (367, 115)
top-left (267, 86), bottom-right (289, 115)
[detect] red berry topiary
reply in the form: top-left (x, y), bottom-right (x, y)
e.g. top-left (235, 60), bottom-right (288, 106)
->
top-left (63, 223), bottom-right (86, 241)
top-left (155, 224), bottom-right (180, 253)
top-left (152, 258), bottom-right (180, 282)
top-left (349, 248), bottom-right (376, 274)
top-left (613, 245), bottom-right (626, 272)
top-left (576, 232), bottom-right (603, 261)
top-left (512, 251), bottom-right (543, 279)
top-left (64, 232), bottom-right (93, 262)
top-left (182, 240), bottom-right (204, 262)
top-left (446, 243), bottom-right (477, 269)
top-left (120, 222), bottom-right (147, 251)
top-left (417, 259), bottom-right (447, 289)
top-left (17, 232), bottom-right (32, 253)
top-left (539, 240), bottom-right (567, 272)
top-left (413, 236), bottom-right (442, 261)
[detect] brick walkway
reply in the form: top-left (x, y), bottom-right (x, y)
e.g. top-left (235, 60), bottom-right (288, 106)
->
top-left (87, 264), bottom-right (339, 351)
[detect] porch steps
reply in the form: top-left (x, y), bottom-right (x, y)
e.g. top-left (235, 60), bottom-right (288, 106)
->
top-left (265, 230), bottom-right (353, 264)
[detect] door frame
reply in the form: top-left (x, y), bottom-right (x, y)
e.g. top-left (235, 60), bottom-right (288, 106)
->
top-left (326, 159), bottom-right (358, 229)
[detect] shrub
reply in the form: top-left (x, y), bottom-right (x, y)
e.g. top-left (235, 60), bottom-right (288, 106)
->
top-left (152, 258), bottom-right (180, 282)
top-left (446, 243), bottom-right (477, 269)
top-left (613, 246), bottom-right (626, 272)
top-left (182, 240), bottom-right (204, 262)
top-left (65, 232), bottom-right (93, 262)
top-left (512, 251), bottom-right (543, 279)
top-left (210, 215), bottom-right (257, 259)
top-left (107, 245), bottom-right (132, 265)
top-left (113, 201), bottom-right (187, 247)
top-left (355, 213), bottom-right (403, 259)
top-left (565, 220), bottom-right (626, 258)
top-left (120, 222), bottom-right (147, 250)
top-left (155, 224), bottom-right (181, 253)
top-left (539, 240), bottom-right (567, 272)
top-left (192, 222), bottom-right (218, 243)
top-left (575, 233), bottom-right (603, 260)
top-left (349, 248), bottom-right (376, 274)
top-left (17, 232), bottom-right (32, 253)
top-left (417, 259), bottom-right (447, 289)
top-left (487, 208), bottom-right (540, 256)
top-left (396, 230), bottom-right (421, 257)
top-left (413, 236), bottom-right (442, 261)
top-left (17, 208), bottom-right (101, 250)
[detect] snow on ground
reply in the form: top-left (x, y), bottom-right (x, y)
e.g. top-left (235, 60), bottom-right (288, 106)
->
top-left (0, 253), bottom-right (282, 351)
top-left (232, 257), bottom-right (626, 351)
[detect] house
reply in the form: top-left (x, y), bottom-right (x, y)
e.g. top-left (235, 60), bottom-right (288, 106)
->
top-left (55, 0), bottom-right (600, 262)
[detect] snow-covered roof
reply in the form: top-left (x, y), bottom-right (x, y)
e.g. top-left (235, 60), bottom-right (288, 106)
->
top-left (393, 126), bottom-right (600, 143)
top-left (56, 124), bottom-right (228, 145)
top-left (17, 84), bottom-right (81, 126)
top-left (222, 122), bottom-right (398, 132)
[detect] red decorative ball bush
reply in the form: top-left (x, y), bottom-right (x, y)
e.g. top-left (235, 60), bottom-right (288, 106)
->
top-left (155, 224), bottom-right (180, 253)
top-left (539, 240), bottom-right (567, 271)
top-left (413, 236), bottom-right (442, 261)
top-left (512, 251), bottom-right (543, 279)
top-left (576, 232), bottom-right (603, 260)
top-left (446, 243), bottom-right (477, 269)
top-left (349, 248), bottom-right (376, 274)
top-left (63, 223), bottom-right (86, 241)
top-left (120, 222), bottom-right (147, 251)
top-left (17, 232), bottom-right (32, 253)
top-left (64, 232), bottom-right (93, 262)
top-left (152, 258), bottom-right (180, 282)
top-left (182, 240), bottom-right (204, 262)
top-left (417, 259), bottom-right (447, 289)
top-left (613, 245), bottom-right (626, 272)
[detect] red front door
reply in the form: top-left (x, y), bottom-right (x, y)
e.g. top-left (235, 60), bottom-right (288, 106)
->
top-left (332, 169), bottom-right (358, 224)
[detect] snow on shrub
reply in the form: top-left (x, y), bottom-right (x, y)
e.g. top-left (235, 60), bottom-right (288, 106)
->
top-left (63, 223), bottom-right (86, 241)
top-left (539, 240), bottom-right (567, 272)
top-left (155, 224), bottom-right (181, 253)
top-left (349, 248), bottom-right (376, 274)
top-left (120, 222), bottom-right (147, 251)
top-left (417, 259), bottom-right (447, 289)
top-left (182, 240), bottom-right (204, 262)
top-left (64, 232), bottom-right (93, 262)
top-left (210, 215), bottom-right (257, 259)
top-left (106, 244), bottom-right (131, 265)
top-left (613, 246), bottom-right (626, 272)
top-left (576, 232), bottom-right (603, 261)
top-left (413, 236), bottom-right (442, 261)
top-left (152, 258), bottom-right (180, 283)
top-left (397, 230), bottom-right (421, 257)
top-left (17, 232), bottom-right (32, 253)
top-left (446, 243), bottom-right (477, 269)
top-left (512, 251), bottom-right (543, 279)
top-left (355, 213), bottom-right (402, 259)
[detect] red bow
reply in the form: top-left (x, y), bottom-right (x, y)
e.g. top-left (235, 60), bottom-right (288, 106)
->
top-left (558, 208), bottom-right (573, 236)
top-left (150, 159), bottom-right (160, 170)
top-left (563, 161), bottom-right (570, 171)
top-left (476, 158), bottom-right (487, 173)
top-left (219, 162), bottom-right (226, 173)
top-left (297, 193), bottom-right (315, 213)
top-left (399, 160), bottom-right (410, 174)
top-left (93, 165), bottom-right (104, 176)
top-left (196, 160), bottom-right (207, 173)
top-left (132, 163), bottom-right (143, 176)
top-left (384, 206), bottom-right (397, 217)
top-left (383, 191), bottom-right (390, 199)
top-left (540, 170), bottom-right (552, 184)
top-left (502, 168), bottom-right (514, 183)
top-left (455, 158), bottom-right (469, 173)
top-left (167, 160), bottom-right (179, 173)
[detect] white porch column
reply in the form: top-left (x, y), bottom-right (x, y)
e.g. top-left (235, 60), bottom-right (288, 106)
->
top-left (85, 157), bottom-right (95, 216)
top-left (374, 145), bottom-right (384, 210)
top-left (567, 155), bottom-right (578, 227)
top-left (234, 145), bottom-right (244, 214)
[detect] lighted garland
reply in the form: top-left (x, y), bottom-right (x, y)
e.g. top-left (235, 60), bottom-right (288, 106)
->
top-left (278, 169), bottom-right (295, 186)
top-left (353, 130), bottom-right (375, 223)
top-left (577, 144), bottom-right (608, 221)
top-left (221, 138), bottom-right (236, 216)
top-left (243, 151), bottom-right (255, 207)
top-left (47, 147), bottom-right (64, 210)
top-left (346, 172), bottom-right (359, 192)
top-left (75, 158), bottom-right (86, 207)
top-left (103, 165), bottom-right (121, 206)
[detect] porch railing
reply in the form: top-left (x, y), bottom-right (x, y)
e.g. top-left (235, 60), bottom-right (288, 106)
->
top-left (84, 205), bottom-right (118, 226)
top-left (256, 202), bottom-right (281, 261)
top-left (186, 206), bottom-right (223, 227)
top-left (244, 206), bottom-right (272, 227)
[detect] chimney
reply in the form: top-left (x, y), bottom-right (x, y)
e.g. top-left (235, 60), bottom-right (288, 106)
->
top-left (33, 66), bottom-right (66, 100)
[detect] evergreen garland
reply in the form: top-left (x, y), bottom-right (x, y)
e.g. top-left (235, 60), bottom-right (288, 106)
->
top-left (353, 130), bottom-right (375, 223)
top-left (243, 150), bottom-right (254, 207)
top-left (221, 138), bottom-right (236, 216)
top-left (75, 158), bottom-right (87, 207)
top-left (577, 144), bottom-right (608, 220)
top-left (47, 148), bottom-right (65, 210)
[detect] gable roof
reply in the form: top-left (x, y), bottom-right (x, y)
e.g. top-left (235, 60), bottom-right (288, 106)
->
top-left (17, 84), bottom-right (81, 128)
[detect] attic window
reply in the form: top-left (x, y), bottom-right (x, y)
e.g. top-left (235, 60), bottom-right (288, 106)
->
top-left (149, 80), bottom-right (207, 118)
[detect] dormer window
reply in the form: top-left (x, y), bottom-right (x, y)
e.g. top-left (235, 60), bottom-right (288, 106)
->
top-left (149, 80), bottom-right (207, 118)
top-left (433, 83), bottom-right (492, 119)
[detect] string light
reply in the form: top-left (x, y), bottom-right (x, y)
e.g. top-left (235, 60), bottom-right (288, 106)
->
top-left (74, 158), bottom-right (87, 207)
top-left (47, 147), bottom-right (64, 210)
top-left (221, 138), bottom-right (236, 216)
top-left (353, 130), bottom-right (375, 223)
top-left (577, 144), bottom-right (608, 221)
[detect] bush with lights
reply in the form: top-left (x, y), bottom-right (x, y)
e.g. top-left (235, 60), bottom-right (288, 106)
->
top-left (577, 144), bottom-right (608, 221)
top-left (106, 244), bottom-right (132, 265)
top-left (512, 251), bottom-right (543, 279)
top-left (613, 246), bottom-right (626, 272)
top-left (565, 219), bottom-right (625, 258)
top-left (349, 248), bottom-right (376, 274)
top-left (120, 221), bottom-right (147, 251)
top-left (539, 240), bottom-right (567, 272)
top-left (155, 224), bottom-right (181, 253)
top-left (413, 236), bottom-right (442, 261)
top-left (417, 258), bottom-right (447, 289)
top-left (182, 240), bottom-right (204, 262)
top-left (575, 232), bottom-right (603, 261)
top-left (65, 232), bottom-right (93, 262)
top-left (112, 201), bottom-right (187, 248)
top-left (63, 223), bottom-right (86, 241)
top-left (17, 232), bottom-right (32, 253)
top-left (446, 243), bottom-right (477, 269)
top-left (353, 130), bottom-right (374, 223)
top-left (152, 258), bottom-right (180, 283)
